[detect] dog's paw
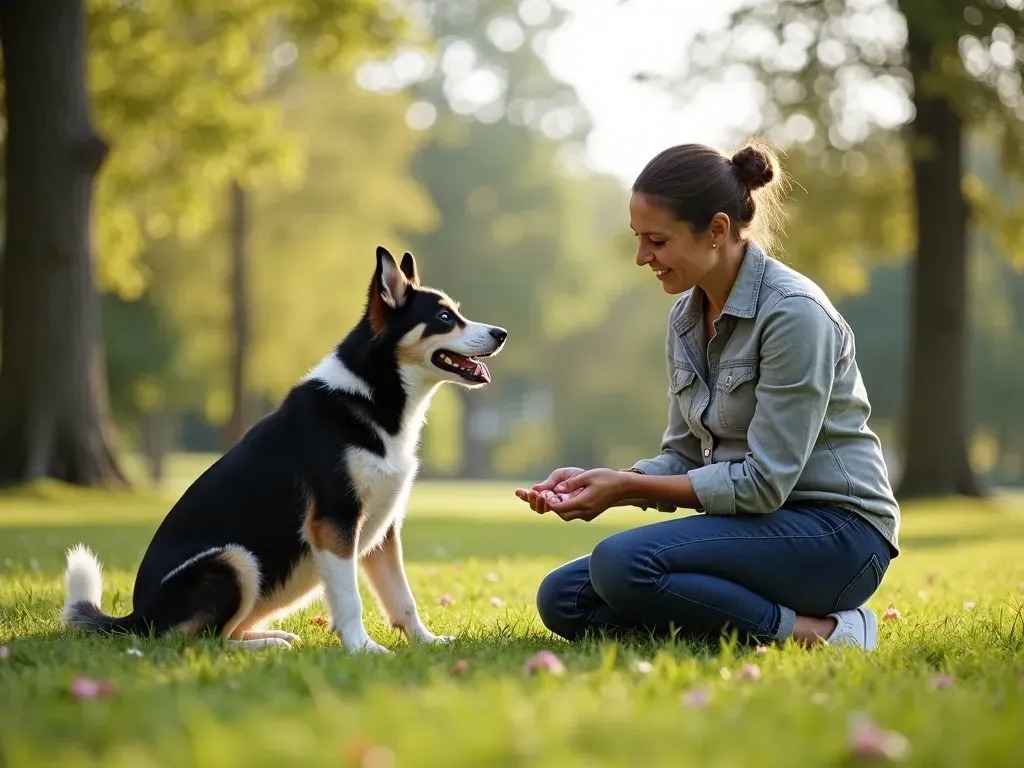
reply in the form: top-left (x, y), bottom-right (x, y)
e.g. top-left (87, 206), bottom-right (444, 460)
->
top-left (423, 634), bottom-right (456, 645)
top-left (241, 630), bottom-right (301, 644)
top-left (231, 637), bottom-right (293, 651)
top-left (355, 639), bottom-right (391, 655)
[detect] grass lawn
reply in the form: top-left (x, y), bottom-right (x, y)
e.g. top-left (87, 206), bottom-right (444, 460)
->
top-left (1, 466), bottom-right (1023, 767)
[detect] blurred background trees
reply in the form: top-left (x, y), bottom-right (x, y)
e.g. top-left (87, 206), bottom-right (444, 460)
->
top-left (1, 0), bottom-right (1023, 496)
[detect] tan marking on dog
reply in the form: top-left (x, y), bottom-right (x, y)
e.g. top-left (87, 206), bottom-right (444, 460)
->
top-left (217, 544), bottom-right (262, 639)
top-left (233, 554), bottom-right (321, 637)
top-left (302, 500), bottom-right (355, 559)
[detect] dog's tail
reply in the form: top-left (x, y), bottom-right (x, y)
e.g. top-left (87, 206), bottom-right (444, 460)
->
top-left (61, 544), bottom-right (141, 634)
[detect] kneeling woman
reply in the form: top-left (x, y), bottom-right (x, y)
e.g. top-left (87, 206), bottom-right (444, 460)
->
top-left (517, 141), bottom-right (899, 650)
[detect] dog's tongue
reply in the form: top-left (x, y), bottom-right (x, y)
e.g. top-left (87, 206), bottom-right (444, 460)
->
top-left (475, 361), bottom-right (491, 384)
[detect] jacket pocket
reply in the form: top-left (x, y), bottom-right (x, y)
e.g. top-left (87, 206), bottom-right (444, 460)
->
top-left (715, 364), bottom-right (757, 434)
top-left (670, 365), bottom-right (698, 422)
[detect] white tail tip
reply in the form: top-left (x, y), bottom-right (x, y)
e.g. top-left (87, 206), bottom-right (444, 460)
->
top-left (63, 544), bottom-right (103, 613)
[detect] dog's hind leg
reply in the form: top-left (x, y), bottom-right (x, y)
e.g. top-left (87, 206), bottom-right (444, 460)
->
top-left (361, 523), bottom-right (451, 645)
top-left (143, 545), bottom-right (278, 647)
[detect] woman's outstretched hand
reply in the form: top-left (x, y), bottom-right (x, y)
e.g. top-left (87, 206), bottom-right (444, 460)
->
top-left (515, 468), bottom-right (630, 522)
top-left (514, 467), bottom-right (585, 514)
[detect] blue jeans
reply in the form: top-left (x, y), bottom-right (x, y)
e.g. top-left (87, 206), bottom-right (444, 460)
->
top-left (536, 504), bottom-right (892, 643)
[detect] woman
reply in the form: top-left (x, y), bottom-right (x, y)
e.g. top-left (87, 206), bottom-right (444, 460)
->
top-left (516, 141), bottom-right (900, 650)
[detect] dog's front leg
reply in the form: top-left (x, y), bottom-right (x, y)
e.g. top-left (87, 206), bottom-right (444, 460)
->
top-left (306, 515), bottom-right (389, 654)
top-left (361, 523), bottom-right (452, 645)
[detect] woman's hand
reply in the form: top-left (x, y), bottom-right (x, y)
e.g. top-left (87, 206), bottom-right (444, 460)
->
top-left (514, 467), bottom-right (585, 514)
top-left (542, 468), bottom-right (631, 522)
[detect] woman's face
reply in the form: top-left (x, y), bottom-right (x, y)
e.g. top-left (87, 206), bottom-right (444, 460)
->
top-left (629, 191), bottom-right (718, 295)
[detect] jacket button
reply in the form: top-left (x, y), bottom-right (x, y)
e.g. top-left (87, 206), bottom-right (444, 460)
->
top-left (703, 448), bottom-right (711, 457)
top-left (725, 375), bottom-right (732, 385)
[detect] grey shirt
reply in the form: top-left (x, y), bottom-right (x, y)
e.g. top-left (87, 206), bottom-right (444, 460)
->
top-left (631, 241), bottom-right (900, 555)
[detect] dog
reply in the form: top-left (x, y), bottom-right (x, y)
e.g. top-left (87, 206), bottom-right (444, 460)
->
top-left (60, 245), bottom-right (507, 653)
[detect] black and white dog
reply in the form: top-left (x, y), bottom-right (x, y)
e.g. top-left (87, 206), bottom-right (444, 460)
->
top-left (61, 246), bottom-right (507, 653)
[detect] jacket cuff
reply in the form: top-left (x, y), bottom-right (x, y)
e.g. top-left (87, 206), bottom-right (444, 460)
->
top-left (686, 463), bottom-right (735, 515)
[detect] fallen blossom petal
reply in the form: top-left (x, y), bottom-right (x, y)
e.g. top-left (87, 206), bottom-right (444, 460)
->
top-left (847, 712), bottom-right (910, 762)
top-left (682, 688), bottom-right (710, 708)
top-left (344, 740), bottom-right (395, 768)
top-left (883, 605), bottom-right (901, 621)
top-left (449, 659), bottom-right (470, 676)
top-left (929, 674), bottom-right (956, 690)
top-left (634, 660), bottom-right (654, 675)
top-left (0, 646), bottom-right (9, 661)
top-left (963, 601), bottom-right (976, 611)
top-left (523, 650), bottom-right (566, 676)
top-left (755, 645), bottom-right (769, 657)
top-left (311, 615), bottom-right (329, 627)
top-left (438, 594), bottom-right (454, 607)
top-left (485, 572), bottom-right (499, 583)
top-left (739, 663), bottom-right (762, 681)
top-left (69, 676), bottom-right (115, 700)
top-left (125, 647), bottom-right (143, 658)
top-left (489, 596), bottom-right (504, 607)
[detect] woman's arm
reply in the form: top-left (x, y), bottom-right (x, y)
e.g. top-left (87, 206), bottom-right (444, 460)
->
top-left (685, 296), bottom-right (844, 515)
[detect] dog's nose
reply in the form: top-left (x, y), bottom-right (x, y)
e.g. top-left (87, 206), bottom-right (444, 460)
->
top-left (489, 327), bottom-right (508, 344)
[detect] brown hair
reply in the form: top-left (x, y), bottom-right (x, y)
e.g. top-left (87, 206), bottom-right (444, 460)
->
top-left (632, 139), bottom-right (788, 255)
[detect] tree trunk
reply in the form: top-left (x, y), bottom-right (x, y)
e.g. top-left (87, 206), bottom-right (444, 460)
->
top-left (0, 0), bottom-right (128, 487)
top-left (222, 179), bottom-right (251, 451)
top-left (896, 23), bottom-right (986, 499)
top-left (140, 409), bottom-right (171, 486)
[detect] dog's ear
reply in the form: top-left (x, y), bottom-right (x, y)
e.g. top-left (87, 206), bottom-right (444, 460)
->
top-left (400, 251), bottom-right (420, 286)
top-left (368, 246), bottom-right (410, 333)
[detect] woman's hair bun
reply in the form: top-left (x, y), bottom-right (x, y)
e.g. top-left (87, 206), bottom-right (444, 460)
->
top-left (730, 144), bottom-right (775, 191)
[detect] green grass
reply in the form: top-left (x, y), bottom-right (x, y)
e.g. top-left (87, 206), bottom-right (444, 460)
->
top-left (1, 474), bottom-right (1023, 767)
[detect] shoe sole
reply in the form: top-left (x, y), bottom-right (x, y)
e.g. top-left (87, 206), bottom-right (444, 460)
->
top-left (861, 608), bottom-right (878, 651)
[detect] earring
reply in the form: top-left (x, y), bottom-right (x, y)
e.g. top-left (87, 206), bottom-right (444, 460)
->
top-left (712, 243), bottom-right (717, 249)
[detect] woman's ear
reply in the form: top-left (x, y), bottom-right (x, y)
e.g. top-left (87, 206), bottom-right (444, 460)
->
top-left (708, 212), bottom-right (732, 244)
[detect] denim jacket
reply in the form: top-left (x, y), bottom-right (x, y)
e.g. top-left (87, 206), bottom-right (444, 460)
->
top-left (631, 241), bottom-right (900, 555)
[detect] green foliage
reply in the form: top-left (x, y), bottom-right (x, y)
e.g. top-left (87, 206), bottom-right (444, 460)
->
top-left (130, 71), bottom-right (436, 423)
top-left (86, 0), bottom-right (409, 299)
top-left (1, 484), bottom-right (1023, 765)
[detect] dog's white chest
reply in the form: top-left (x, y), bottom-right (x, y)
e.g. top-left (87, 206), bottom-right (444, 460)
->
top-left (346, 442), bottom-right (417, 553)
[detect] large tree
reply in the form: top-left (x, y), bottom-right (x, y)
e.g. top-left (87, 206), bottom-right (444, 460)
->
top-left (660, 0), bottom-right (1024, 498)
top-left (0, 0), bottom-right (127, 486)
top-left (0, 0), bottom-right (401, 486)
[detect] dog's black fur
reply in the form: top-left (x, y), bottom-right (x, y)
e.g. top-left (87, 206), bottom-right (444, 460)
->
top-left (61, 246), bottom-right (506, 652)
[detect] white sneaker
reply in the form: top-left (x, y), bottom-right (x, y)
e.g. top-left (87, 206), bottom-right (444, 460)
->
top-left (825, 607), bottom-right (878, 650)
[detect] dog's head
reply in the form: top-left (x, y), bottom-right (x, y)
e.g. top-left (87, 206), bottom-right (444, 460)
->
top-left (365, 246), bottom-right (507, 388)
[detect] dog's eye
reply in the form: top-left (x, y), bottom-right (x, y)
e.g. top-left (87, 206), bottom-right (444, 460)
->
top-left (437, 309), bottom-right (453, 323)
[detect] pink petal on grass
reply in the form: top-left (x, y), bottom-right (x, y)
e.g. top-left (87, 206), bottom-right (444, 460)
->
top-left (489, 596), bottom-right (504, 607)
top-left (523, 650), bottom-right (566, 677)
top-left (69, 677), bottom-right (115, 700)
top-left (847, 713), bottom-right (910, 762)
top-left (754, 645), bottom-right (769, 657)
top-left (963, 601), bottom-right (976, 611)
top-left (929, 674), bottom-right (956, 690)
top-left (883, 605), bottom-right (901, 621)
top-left (634, 660), bottom-right (654, 675)
top-left (344, 740), bottom-right (395, 768)
top-left (682, 688), bottom-right (710, 708)
top-left (450, 659), bottom-right (470, 676)
top-left (0, 646), bottom-right (9, 661)
top-left (438, 594), bottom-right (454, 607)
top-left (739, 663), bottom-right (762, 681)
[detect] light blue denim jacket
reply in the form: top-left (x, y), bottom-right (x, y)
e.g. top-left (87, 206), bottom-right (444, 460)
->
top-left (631, 241), bottom-right (900, 555)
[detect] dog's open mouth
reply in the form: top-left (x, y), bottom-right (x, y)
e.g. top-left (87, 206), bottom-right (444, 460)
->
top-left (431, 350), bottom-right (491, 384)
